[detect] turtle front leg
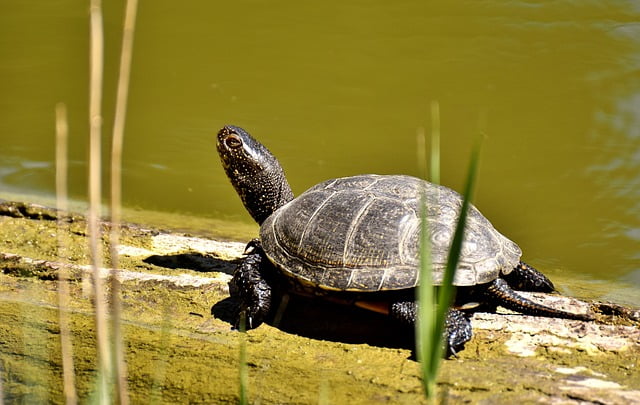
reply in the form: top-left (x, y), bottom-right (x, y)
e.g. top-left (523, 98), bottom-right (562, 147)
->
top-left (228, 239), bottom-right (273, 330)
top-left (389, 302), bottom-right (472, 357)
top-left (502, 261), bottom-right (555, 292)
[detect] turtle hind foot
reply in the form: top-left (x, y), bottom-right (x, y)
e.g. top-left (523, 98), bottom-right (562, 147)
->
top-left (486, 278), bottom-right (593, 321)
top-left (445, 309), bottom-right (472, 357)
top-left (503, 261), bottom-right (555, 292)
top-left (389, 302), bottom-right (472, 357)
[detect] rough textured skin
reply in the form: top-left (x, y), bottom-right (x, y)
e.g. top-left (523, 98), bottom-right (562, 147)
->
top-left (217, 126), bottom-right (294, 224)
top-left (502, 261), bottom-right (555, 292)
top-left (485, 278), bottom-right (593, 321)
top-left (388, 302), bottom-right (472, 356)
top-left (228, 240), bottom-right (273, 329)
top-left (444, 309), bottom-right (474, 356)
top-left (261, 174), bottom-right (522, 291)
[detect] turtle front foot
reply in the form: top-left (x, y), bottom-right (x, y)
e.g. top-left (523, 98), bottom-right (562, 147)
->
top-left (228, 245), bottom-right (273, 330)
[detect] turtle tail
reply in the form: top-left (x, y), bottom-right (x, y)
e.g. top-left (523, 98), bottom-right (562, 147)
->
top-left (486, 278), bottom-right (593, 321)
top-left (502, 261), bottom-right (555, 292)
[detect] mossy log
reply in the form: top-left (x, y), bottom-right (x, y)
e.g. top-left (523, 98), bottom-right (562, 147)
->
top-left (0, 200), bottom-right (638, 404)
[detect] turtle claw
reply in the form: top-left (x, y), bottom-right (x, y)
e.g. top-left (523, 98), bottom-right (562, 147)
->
top-left (232, 301), bottom-right (267, 331)
top-left (232, 311), bottom-right (245, 331)
top-left (233, 310), bottom-right (257, 331)
top-left (244, 238), bottom-right (262, 254)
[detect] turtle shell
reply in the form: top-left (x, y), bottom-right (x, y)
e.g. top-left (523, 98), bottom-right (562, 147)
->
top-left (260, 174), bottom-right (522, 292)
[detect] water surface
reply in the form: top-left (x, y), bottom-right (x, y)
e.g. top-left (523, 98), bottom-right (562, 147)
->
top-left (1, 1), bottom-right (639, 299)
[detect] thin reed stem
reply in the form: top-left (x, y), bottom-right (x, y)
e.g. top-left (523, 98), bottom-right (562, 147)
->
top-left (416, 184), bottom-right (435, 398)
top-left (55, 102), bottom-right (78, 405)
top-left (109, 0), bottom-right (139, 403)
top-left (238, 316), bottom-right (249, 405)
top-left (416, 118), bottom-right (437, 399)
top-left (416, 127), bottom-right (428, 180)
top-left (89, 0), bottom-right (112, 401)
top-left (429, 101), bottom-right (441, 185)
top-left (418, 101), bottom-right (480, 400)
top-left (149, 305), bottom-right (172, 404)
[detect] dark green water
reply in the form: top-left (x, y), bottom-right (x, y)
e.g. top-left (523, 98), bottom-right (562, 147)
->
top-left (1, 1), bottom-right (639, 297)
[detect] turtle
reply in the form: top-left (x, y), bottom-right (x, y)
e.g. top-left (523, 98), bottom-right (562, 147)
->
top-left (216, 125), bottom-right (592, 355)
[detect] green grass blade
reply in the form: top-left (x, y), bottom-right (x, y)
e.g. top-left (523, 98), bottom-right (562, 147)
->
top-left (429, 136), bottom-right (483, 371)
top-left (415, 102), bottom-right (442, 398)
top-left (238, 315), bottom-right (249, 405)
top-left (416, 102), bottom-right (442, 398)
top-left (417, 126), bottom-right (483, 399)
top-left (430, 101), bottom-right (441, 185)
top-left (416, 186), bottom-right (435, 396)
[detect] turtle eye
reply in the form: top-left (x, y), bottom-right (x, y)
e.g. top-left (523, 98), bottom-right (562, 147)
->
top-left (225, 134), bottom-right (243, 149)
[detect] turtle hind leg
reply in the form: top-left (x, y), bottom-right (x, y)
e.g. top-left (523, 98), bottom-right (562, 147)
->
top-left (486, 278), bottom-right (593, 321)
top-left (389, 302), bottom-right (472, 357)
top-left (444, 309), bottom-right (472, 357)
top-left (228, 240), bottom-right (273, 330)
top-left (502, 261), bottom-right (555, 292)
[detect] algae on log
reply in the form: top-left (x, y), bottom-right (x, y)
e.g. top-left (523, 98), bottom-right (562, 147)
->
top-left (0, 199), bottom-right (639, 404)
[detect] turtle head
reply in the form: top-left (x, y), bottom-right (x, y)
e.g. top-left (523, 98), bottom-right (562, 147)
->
top-left (217, 125), bottom-right (294, 225)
